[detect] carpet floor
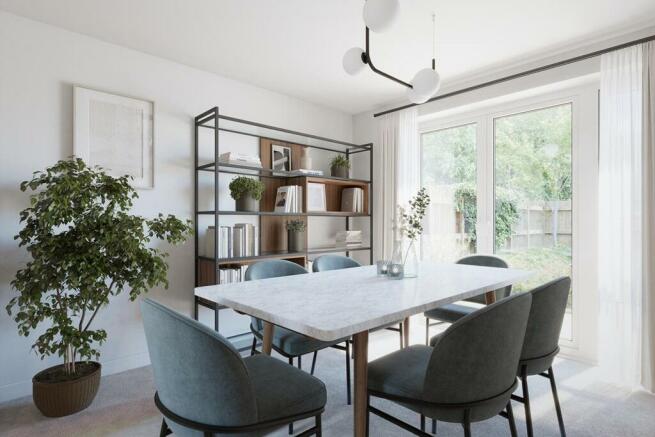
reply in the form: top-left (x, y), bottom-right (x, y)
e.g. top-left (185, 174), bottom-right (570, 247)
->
top-left (1, 328), bottom-right (654, 437)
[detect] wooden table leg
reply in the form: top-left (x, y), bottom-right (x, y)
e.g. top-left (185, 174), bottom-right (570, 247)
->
top-left (484, 291), bottom-right (497, 305)
top-left (353, 331), bottom-right (369, 437)
top-left (262, 321), bottom-right (274, 356)
top-left (402, 317), bottom-right (410, 348)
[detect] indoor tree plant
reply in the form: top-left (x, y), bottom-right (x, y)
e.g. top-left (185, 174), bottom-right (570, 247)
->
top-left (330, 155), bottom-right (351, 178)
top-left (286, 219), bottom-right (306, 252)
top-left (6, 158), bottom-right (192, 417)
top-left (229, 176), bottom-right (265, 212)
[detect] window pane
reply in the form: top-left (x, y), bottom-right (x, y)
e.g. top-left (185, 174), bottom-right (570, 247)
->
top-left (494, 104), bottom-right (573, 340)
top-left (421, 123), bottom-right (477, 262)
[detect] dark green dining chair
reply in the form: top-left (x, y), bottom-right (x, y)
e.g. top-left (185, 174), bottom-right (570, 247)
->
top-left (367, 292), bottom-right (533, 437)
top-left (424, 255), bottom-right (512, 344)
top-left (312, 254), bottom-right (406, 349)
top-left (141, 298), bottom-right (326, 437)
top-left (513, 276), bottom-right (571, 437)
top-left (246, 260), bottom-right (353, 410)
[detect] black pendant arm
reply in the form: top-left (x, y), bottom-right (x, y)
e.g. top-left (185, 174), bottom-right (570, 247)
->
top-left (363, 27), bottom-right (413, 89)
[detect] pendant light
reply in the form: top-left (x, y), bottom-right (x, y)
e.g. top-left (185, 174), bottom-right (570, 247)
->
top-left (363, 0), bottom-right (400, 33)
top-left (343, 5), bottom-right (441, 105)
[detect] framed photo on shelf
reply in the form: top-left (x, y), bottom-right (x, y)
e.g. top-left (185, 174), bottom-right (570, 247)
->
top-left (307, 183), bottom-right (326, 212)
top-left (271, 144), bottom-right (292, 172)
top-left (73, 86), bottom-right (154, 189)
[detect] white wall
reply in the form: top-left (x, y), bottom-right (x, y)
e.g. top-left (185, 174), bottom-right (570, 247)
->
top-left (0, 11), bottom-right (353, 402)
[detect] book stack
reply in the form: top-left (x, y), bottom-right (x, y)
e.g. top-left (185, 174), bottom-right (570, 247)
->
top-left (233, 223), bottom-right (257, 258)
top-left (218, 152), bottom-right (262, 168)
top-left (274, 185), bottom-right (303, 213)
top-left (335, 230), bottom-right (363, 247)
top-left (206, 224), bottom-right (258, 259)
top-left (341, 187), bottom-right (364, 213)
top-left (288, 169), bottom-right (323, 176)
top-left (219, 265), bottom-right (248, 284)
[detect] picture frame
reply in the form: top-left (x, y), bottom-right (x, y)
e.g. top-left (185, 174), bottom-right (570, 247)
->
top-left (271, 143), bottom-right (292, 172)
top-left (73, 86), bottom-right (154, 189)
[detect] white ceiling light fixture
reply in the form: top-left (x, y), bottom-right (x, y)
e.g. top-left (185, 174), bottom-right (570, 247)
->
top-left (363, 0), bottom-right (400, 33)
top-left (343, 5), bottom-right (441, 105)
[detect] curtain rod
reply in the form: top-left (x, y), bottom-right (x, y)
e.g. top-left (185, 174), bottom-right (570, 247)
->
top-left (373, 33), bottom-right (655, 118)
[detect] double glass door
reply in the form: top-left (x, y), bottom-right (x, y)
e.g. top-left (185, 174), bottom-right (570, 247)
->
top-left (421, 102), bottom-right (574, 340)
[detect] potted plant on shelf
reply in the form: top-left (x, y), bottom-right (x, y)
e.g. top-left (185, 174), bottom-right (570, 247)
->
top-left (286, 220), bottom-right (306, 252)
top-left (330, 155), bottom-right (351, 178)
top-left (6, 158), bottom-right (192, 417)
top-left (229, 176), bottom-right (265, 212)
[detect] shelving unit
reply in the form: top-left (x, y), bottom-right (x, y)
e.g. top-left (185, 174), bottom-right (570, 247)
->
top-left (193, 107), bottom-right (373, 335)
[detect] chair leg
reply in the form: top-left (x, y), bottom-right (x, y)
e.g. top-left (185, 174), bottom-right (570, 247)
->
top-left (346, 340), bottom-right (352, 405)
top-left (288, 357), bottom-right (293, 366)
top-left (548, 367), bottom-right (566, 437)
top-left (310, 350), bottom-right (318, 375)
top-left (288, 422), bottom-right (293, 435)
top-left (431, 418), bottom-right (436, 434)
top-left (298, 354), bottom-right (302, 370)
top-left (420, 414), bottom-right (426, 431)
top-left (399, 323), bottom-right (404, 349)
top-left (315, 413), bottom-right (322, 437)
top-left (463, 409), bottom-right (472, 437)
top-left (250, 337), bottom-right (257, 356)
top-left (159, 418), bottom-right (171, 437)
top-left (507, 402), bottom-right (518, 437)
top-left (521, 366), bottom-right (534, 437)
top-left (425, 317), bottom-right (430, 345)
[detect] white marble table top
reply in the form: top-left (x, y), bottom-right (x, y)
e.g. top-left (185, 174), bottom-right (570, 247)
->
top-left (195, 261), bottom-right (531, 342)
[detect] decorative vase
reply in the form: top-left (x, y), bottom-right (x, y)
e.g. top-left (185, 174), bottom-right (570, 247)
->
top-left (288, 231), bottom-right (305, 252)
top-left (389, 238), bottom-right (419, 279)
top-left (32, 361), bottom-right (101, 417)
top-left (235, 194), bottom-right (259, 212)
top-left (331, 165), bottom-right (349, 179)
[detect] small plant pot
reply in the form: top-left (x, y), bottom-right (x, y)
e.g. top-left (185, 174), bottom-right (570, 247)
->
top-left (32, 361), bottom-right (101, 417)
top-left (331, 166), bottom-right (349, 179)
top-left (235, 195), bottom-right (260, 212)
top-left (288, 231), bottom-right (305, 252)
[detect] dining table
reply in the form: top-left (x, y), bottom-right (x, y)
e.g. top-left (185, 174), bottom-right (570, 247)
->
top-left (194, 261), bottom-right (530, 437)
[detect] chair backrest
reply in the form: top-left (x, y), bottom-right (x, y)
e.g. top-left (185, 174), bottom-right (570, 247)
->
top-left (423, 292), bottom-right (532, 405)
top-left (521, 277), bottom-right (571, 361)
top-left (457, 255), bottom-right (511, 304)
top-left (244, 259), bottom-right (307, 281)
top-left (140, 299), bottom-right (257, 427)
top-left (245, 260), bottom-right (308, 330)
top-left (312, 254), bottom-right (361, 272)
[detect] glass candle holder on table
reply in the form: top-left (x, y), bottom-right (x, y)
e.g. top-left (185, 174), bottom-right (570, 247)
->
top-left (376, 260), bottom-right (390, 276)
top-left (388, 263), bottom-right (404, 279)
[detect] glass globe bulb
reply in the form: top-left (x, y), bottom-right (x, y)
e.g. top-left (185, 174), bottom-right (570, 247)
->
top-left (342, 47), bottom-right (366, 75)
top-left (363, 0), bottom-right (399, 33)
top-left (411, 68), bottom-right (441, 98)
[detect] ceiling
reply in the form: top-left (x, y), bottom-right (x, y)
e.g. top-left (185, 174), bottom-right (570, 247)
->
top-left (1, 0), bottom-right (655, 114)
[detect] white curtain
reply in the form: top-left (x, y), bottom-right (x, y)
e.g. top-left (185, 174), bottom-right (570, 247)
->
top-left (375, 108), bottom-right (420, 259)
top-left (599, 43), bottom-right (655, 392)
top-left (641, 42), bottom-right (655, 392)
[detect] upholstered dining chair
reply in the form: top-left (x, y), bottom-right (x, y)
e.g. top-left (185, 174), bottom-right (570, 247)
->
top-left (246, 260), bottom-right (353, 410)
top-left (367, 292), bottom-right (533, 437)
top-left (512, 276), bottom-right (571, 437)
top-left (312, 254), bottom-right (406, 349)
top-left (424, 255), bottom-right (512, 344)
top-left (140, 298), bottom-right (326, 437)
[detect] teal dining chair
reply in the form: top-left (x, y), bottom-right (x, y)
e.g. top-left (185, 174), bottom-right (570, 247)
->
top-left (141, 298), bottom-right (326, 437)
top-left (424, 255), bottom-right (512, 344)
top-left (246, 260), bottom-right (353, 409)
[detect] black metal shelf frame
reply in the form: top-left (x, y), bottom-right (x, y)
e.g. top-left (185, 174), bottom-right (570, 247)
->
top-left (193, 107), bottom-right (374, 334)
